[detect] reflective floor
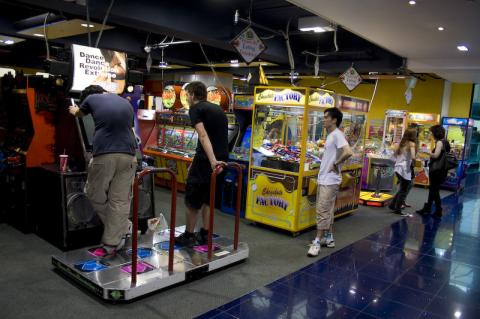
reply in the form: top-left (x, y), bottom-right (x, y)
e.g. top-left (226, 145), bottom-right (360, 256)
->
top-left (196, 173), bottom-right (480, 319)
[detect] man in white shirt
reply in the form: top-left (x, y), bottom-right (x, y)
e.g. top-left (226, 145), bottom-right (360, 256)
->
top-left (308, 107), bottom-right (353, 257)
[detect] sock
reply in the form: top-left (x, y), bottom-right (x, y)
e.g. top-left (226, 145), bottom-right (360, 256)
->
top-left (313, 237), bottom-right (321, 245)
top-left (200, 228), bottom-right (209, 235)
top-left (326, 233), bottom-right (334, 241)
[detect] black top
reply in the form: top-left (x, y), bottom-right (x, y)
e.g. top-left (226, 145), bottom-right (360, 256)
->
top-left (189, 100), bottom-right (229, 161)
top-left (80, 93), bottom-right (136, 157)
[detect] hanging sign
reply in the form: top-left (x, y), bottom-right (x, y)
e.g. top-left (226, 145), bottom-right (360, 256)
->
top-left (231, 27), bottom-right (267, 64)
top-left (339, 66), bottom-right (362, 91)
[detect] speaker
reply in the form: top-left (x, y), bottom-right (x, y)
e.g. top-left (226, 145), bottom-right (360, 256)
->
top-left (35, 166), bottom-right (103, 250)
top-left (34, 165), bottom-right (155, 250)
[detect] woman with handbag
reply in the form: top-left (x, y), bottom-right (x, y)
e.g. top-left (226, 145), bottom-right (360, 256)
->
top-left (389, 129), bottom-right (418, 216)
top-left (416, 125), bottom-right (450, 217)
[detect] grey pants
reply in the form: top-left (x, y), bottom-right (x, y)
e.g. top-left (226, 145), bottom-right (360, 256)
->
top-left (86, 153), bottom-right (137, 246)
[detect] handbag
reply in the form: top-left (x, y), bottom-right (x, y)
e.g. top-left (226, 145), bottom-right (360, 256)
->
top-left (429, 140), bottom-right (458, 173)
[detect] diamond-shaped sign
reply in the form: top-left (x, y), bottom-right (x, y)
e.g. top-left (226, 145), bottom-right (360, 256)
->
top-left (339, 66), bottom-right (362, 91)
top-left (231, 27), bottom-right (267, 64)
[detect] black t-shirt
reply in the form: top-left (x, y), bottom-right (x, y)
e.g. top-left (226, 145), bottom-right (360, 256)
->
top-left (80, 93), bottom-right (136, 157)
top-left (189, 100), bottom-right (229, 161)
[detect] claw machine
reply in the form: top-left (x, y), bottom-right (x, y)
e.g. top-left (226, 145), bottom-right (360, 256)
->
top-left (335, 95), bottom-right (369, 209)
top-left (245, 87), bottom-right (366, 234)
top-left (440, 117), bottom-right (474, 190)
top-left (407, 112), bottom-right (440, 186)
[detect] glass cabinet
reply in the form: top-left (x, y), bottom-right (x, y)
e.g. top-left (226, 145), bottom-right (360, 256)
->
top-left (246, 87), bottom-right (368, 233)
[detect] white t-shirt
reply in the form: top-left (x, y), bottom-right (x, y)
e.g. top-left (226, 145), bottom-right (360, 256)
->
top-left (318, 128), bottom-right (349, 185)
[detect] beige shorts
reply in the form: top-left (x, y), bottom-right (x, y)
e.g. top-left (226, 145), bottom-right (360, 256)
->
top-left (315, 184), bottom-right (339, 230)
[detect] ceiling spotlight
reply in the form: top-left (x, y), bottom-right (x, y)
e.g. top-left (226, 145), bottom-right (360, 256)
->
top-left (80, 23), bottom-right (95, 28)
top-left (457, 45), bottom-right (469, 52)
top-left (437, 26), bottom-right (444, 31)
top-left (4, 40), bottom-right (14, 45)
top-left (408, 0), bottom-right (416, 5)
top-left (158, 61), bottom-right (169, 69)
top-left (33, 33), bottom-right (45, 37)
top-left (454, 311), bottom-right (462, 318)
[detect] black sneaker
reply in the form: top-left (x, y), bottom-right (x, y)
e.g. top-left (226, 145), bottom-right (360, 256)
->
top-left (196, 228), bottom-right (209, 245)
top-left (174, 232), bottom-right (197, 247)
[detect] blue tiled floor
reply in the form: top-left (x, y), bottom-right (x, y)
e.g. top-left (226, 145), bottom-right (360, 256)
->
top-left (196, 173), bottom-right (480, 319)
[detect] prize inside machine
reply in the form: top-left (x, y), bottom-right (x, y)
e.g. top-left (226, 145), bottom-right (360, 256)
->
top-left (143, 83), bottom-right (238, 192)
top-left (440, 117), bottom-right (474, 190)
top-left (221, 94), bottom-right (254, 218)
top-left (407, 112), bottom-right (440, 187)
top-left (360, 110), bottom-right (407, 206)
top-left (467, 120), bottom-right (480, 170)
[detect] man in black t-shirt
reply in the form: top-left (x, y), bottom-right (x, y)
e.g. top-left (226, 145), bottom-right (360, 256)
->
top-left (69, 85), bottom-right (137, 256)
top-left (175, 81), bottom-right (228, 246)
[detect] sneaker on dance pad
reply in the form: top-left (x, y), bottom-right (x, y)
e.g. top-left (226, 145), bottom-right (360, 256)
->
top-left (307, 238), bottom-right (321, 257)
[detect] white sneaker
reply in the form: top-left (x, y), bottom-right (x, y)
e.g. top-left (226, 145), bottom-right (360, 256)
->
top-left (325, 234), bottom-right (335, 248)
top-left (307, 244), bottom-right (321, 257)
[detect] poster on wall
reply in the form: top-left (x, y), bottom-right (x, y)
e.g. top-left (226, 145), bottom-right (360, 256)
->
top-left (71, 44), bottom-right (127, 94)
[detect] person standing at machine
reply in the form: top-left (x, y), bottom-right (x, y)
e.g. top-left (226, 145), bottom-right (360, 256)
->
top-left (175, 81), bottom-right (228, 247)
top-left (69, 85), bottom-right (137, 255)
top-left (308, 108), bottom-right (353, 257)
top-left (416, 125), bottom-right (450, 217)
top-left (389, 128), bottom-right (418, 216)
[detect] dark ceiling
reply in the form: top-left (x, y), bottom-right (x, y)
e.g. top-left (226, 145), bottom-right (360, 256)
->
top-left (0, 0), bottom-right (404, 78)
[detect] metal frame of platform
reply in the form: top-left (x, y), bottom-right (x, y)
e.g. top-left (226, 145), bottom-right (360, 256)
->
top-left (52, 164), bottom-right (248, 301)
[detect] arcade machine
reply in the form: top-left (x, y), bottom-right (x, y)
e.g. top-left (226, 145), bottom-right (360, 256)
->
top-left (467, 119), bottom-right (480, 170)
top-left (245, 87), bottom-right (367, 235)
top-left (144, 83), bottom-right (238, 192)
top-left (52, 164), bottom-right (249, 301)
top-left (440, 117), bottom-right (474, 190)
top-left (359, 110), bottom-right (407, 206)
top-left (34, 44), bottom-right (154, 250)
top-left (222, 94), bottom-right (254, 217)
top-left (407, 112), bottom-right (440, 186)
top-left (1, 74), bottom-right (62, 233)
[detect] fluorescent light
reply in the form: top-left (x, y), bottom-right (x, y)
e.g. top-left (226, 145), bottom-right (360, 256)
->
top-left (4, 40), bottom-right (14, 45)
top-left (0, 40), bottom-right (3, 43)
top-left (299, 27), bottom-right (331, 33)
top-left (80, 23), bottom-right (95, 28)
top-left (230, 59), bottom-right (239, 64)
top-left (33, 33), bottom-right (45, 37)
top-left (437, 26), bottom-right (444, 31)
top-left (298, 16), bottom-right (335, 33)
top-left (457, 45), bottom-right (469, 52)
top-left (230, 59), bottom-right (240, 67)
top-left (408, 0), bottom-right (416, 5)
top-left (396, 76), bottom-right (406, 79)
